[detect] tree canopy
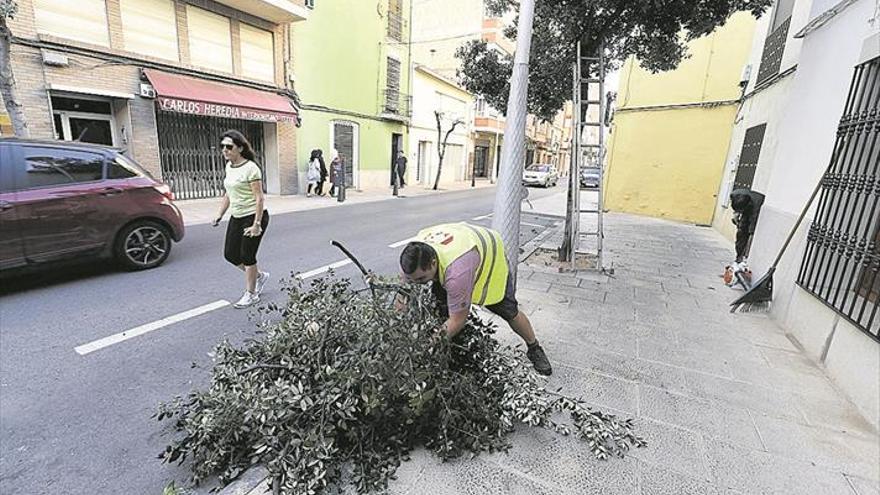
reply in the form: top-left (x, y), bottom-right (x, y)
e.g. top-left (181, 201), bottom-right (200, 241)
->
top-left (457, 0), bottom-right (772, 120)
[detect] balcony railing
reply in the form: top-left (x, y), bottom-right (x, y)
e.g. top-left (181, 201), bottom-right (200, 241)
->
top-left (381, 89), bottom-right (412, 119)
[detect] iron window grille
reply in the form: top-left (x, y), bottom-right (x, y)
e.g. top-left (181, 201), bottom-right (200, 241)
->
top-left (797, 56), bottom-right (880, 342)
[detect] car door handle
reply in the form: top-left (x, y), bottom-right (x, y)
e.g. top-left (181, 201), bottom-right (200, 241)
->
top-left (101, 187), bottom-right (123, 196)
top-left (0, 200), bottom-right (12, 210)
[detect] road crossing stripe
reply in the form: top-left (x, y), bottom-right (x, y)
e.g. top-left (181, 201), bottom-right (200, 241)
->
top-left (388, 237), bottom-right (417, 248)
top-left (295, 259), bottom-right (352, 279)
top-left (74, 300), bottom-right (230, 356)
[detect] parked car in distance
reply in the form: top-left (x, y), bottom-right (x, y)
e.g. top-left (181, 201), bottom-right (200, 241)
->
top-left (523, 164), bottom-right (558, 187)
top-left (0, 138), bottom-right (184, 274)
top-left (580, 166), bottom-right (601, 188)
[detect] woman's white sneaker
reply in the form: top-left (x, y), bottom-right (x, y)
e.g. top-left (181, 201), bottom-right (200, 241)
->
top-left (233, 290), bottom-right (260, 309)
top-left (256, 271), bottom-right (270, 294)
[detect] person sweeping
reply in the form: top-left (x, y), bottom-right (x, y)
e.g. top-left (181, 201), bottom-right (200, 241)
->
top-left (397, 223), bottom-right (553, 375)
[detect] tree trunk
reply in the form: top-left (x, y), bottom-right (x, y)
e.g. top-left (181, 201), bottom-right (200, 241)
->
top-left (0, 14), bottom-right (28, 137)
top-left (432, 149), bottom-right (444, 190)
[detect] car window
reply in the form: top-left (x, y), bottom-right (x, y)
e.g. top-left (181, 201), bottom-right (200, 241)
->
top-left (112, 154), bottom-right (153, 179)
top-left (16, 146), bottom-right (104, 190)
top-left (108, 156), bottom-right (139, 179)
top-left (527, 165), bottom-right (550, 172)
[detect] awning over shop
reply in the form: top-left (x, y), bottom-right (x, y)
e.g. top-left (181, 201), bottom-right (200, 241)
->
top-left (143, 69), bottom-right (297, 123)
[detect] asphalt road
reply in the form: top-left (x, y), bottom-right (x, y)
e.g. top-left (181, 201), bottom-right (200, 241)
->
top-left (0, 186), bottom-right (560, 495)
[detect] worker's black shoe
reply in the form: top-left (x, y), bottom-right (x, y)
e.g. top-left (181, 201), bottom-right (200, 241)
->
top-left (526, 341), bottom-right (553, 376)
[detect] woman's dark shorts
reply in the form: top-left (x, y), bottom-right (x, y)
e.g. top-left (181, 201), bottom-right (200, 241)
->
top-left (432, 275), bottom-right (519, 322)
top-left (224, 211), bottom-right (269, 266)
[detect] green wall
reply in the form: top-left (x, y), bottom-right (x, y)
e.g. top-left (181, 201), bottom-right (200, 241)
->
top-left (292, 0), bottom-right (411, 190)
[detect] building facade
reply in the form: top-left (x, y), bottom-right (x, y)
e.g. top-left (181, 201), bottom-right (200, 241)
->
top-left (411, 0), bottom-right (508, 183)
top-left (290, 0), bottom-right (411, 192)
top-left (409, 65), bottom-right (473, 188)
top-left (1, 0), bottom-right (307, 198)
top-left (604, 12), bottom-right (757, 224)
top-left (712, 0), bottom-right (880, 429)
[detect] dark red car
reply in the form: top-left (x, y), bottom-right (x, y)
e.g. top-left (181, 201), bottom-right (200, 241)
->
top-left (0, 138), bottom-right (184, 272)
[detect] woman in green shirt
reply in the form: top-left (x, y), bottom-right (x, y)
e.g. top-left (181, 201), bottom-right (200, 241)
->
top-left (212, 130), bottom-right (270, 309)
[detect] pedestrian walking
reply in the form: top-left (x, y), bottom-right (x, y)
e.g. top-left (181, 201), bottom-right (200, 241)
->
top-left (329, 150), bottom-right (345, 197)
top-left (395, 150), bottom-right (407, 187)
top-left (212, 130), bottom-right (270, 309)
top-left (306, 150), bottom-right (321, 197)
top-left (396, 223), bottom-right (552, 375)
top-left (316, 149), bottom-right (328, 196)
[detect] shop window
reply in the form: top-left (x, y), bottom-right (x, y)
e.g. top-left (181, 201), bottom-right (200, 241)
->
top-left (187, 5), bottom-right (233, 73)
top-left (119, 0), bottom-right (179, 61)
top-left (240, 23), bottom-right (275, 82)
top-left (33, 0), bottom-right (109, 46)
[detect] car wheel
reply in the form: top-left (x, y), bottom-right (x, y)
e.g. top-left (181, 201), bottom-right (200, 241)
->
top-left (114, 220), bottom-right (172, 270)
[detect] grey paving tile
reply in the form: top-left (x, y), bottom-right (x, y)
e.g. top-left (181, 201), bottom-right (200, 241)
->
top-left (550, 363), bottom-right (639, 415)
top-left (495, 427), bottom-right (641, 495)
top-left (638, 385), bottom-right (764, 450)
top-left (637, 339), bottom-right (733, 377)
top-left (846, 475), bottom-right (880, 495)
top-left (681, 370), bottom-right (805, 421)
top-left (705, 440), bottom-right (856, 495)
top-left (630, 419), bottom-right (710, 480)
top-left (548, 283), bottom-right (607, 303)
top-left (753, 414), bottom-right (880, 480)
top-left (730, 362), bottom-right (842, 400)
top-left (638, 462), bottom-right (720, 495)
top-left (541, 340), bottom-right (690, 394)
top-left (796, 394), bottom-right (879, 439)
top-left (759, 347), bottom-right (827, 376)
top-left (405, 456), bottom-right (559, 495)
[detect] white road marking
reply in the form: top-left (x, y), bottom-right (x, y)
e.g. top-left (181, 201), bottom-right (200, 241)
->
top-left (296, 259), bottom-right (353, 279)
top-left (74, 300), bottom-right (230, 356)
top-left (388, 237), bottom-right (417, 248)
top-left (471, 214), bottom-right (493, 221)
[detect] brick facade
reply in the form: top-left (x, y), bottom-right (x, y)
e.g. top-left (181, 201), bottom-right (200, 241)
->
top-left (2, 0), bottom-right (301, 195)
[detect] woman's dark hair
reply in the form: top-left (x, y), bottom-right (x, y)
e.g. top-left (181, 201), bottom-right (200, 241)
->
top-left (310, 149), bottom-right (326, 168)
top-left (221, 129), bottom-right (256, 161)
top-left (400, 242), bottom-right (436, 274)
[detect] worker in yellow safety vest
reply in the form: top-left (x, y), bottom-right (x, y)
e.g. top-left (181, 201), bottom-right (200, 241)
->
top-left (398, 222), bottom-right (552, 375)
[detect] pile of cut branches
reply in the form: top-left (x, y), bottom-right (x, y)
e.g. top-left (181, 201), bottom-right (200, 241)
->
top-left (157, 276), bottom-right (645, 494)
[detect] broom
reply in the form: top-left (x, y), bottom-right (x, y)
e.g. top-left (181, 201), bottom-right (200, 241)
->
top-left (730, 164), bottom-right (830, 314)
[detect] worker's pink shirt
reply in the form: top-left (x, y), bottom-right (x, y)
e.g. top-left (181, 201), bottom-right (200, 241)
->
top-left (443, 248), bottom-right (480, 314)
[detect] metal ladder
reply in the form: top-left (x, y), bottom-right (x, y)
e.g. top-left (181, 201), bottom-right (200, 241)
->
top-left (568, 42), bottom-right (606, 271)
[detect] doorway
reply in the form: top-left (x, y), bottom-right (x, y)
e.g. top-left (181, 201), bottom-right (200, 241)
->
top-left (390, 132), bottom-right (403, 186)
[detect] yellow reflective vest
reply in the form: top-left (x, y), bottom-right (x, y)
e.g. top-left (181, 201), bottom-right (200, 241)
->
top-left (416, 222), bottom-right (509, 306)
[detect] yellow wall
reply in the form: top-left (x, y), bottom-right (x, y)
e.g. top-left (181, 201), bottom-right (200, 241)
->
top-left (605, 12), bottom-right (756, 224)
top-left (605, 106), bottom-right (738, 224)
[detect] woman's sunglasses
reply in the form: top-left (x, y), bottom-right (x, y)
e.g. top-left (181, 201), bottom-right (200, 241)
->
top-left (220, 143), bottom-right (236, 150)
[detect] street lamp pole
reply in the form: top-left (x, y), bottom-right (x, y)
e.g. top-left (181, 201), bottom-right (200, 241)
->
top-left (491, 0), bottom-right (536, 282)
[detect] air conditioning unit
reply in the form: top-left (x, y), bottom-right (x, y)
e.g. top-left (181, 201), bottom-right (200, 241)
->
top-left (41, 50), bottom-right (69, 67)
top-left (139, 83), bottom-right (156, 99)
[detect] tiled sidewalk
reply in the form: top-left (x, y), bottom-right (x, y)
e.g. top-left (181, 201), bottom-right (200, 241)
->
top-left (219, 211), bottom-right (879, 495)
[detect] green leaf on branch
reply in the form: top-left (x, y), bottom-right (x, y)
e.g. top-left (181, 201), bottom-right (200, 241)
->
top-left (157, 275), bottom-right (646, 493)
